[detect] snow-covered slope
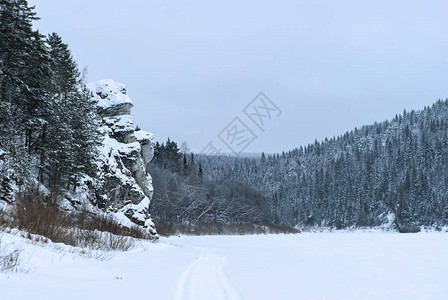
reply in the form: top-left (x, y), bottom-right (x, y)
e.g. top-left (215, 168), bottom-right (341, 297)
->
top-left (88, 79), bottom-right (156, 234)
top-left (2, 232), bottom-right (448, 299)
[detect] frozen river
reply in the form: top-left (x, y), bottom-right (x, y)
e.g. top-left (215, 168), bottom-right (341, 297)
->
top-left (2, 232), bottom-right (447, 299)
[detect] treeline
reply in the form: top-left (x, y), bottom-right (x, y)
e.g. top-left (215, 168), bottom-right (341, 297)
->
top-left (200, 100), bottom-right (448, 231)
top-left (148, 139), bottom-right (271, 230)
top-left (0, 0), bottom-right (99, 201)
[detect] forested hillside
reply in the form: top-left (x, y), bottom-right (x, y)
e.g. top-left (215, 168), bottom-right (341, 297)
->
top-left (201, 100), bottom-right (448, 231)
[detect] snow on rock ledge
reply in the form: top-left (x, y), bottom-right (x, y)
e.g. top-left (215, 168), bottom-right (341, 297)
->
top-left (89, 79), bottom-right (133, 117)
top-left (88, 80), bottom-right (156, 234)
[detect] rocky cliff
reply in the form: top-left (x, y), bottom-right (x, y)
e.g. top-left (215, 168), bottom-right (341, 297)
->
top-left (88, 79), bottom-right (156, 234)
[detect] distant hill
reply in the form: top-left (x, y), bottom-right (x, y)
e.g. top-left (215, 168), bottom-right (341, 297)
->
top-left (200, 99), bottom-right (448, 231)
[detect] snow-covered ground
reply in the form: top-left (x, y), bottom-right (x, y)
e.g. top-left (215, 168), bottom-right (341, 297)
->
top-left (1, 232), bottom-right (447, 299)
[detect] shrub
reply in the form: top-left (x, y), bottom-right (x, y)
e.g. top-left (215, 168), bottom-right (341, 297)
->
top-left (12, 190), bottom-right (153, 250)
top-left (0, 238), bottom-right (22, 272)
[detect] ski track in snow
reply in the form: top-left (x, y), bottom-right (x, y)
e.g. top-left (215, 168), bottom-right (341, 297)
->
top-left (4, 233), bottom-right (448, 299)
top-left (174, 246), bottom-right (241, 300)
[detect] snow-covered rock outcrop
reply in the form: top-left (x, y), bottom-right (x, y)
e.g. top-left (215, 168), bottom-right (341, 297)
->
top-left (88, 79), bottom-right (156, 234)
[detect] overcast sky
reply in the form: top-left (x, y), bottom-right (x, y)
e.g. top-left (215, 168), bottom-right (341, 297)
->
top-left (30, 0), bottom-right (448, 154)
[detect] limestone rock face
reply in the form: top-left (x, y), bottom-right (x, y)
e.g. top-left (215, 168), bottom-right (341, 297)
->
top-left (88, 80), bottom-right (155, 233)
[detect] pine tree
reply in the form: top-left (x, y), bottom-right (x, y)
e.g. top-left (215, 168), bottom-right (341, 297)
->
top-left (198, 163), bottom-right (203, 183)
top-left (43, 33), bottom-right (100, 196)
top-left (68, 83), bottom-right (100, 191)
